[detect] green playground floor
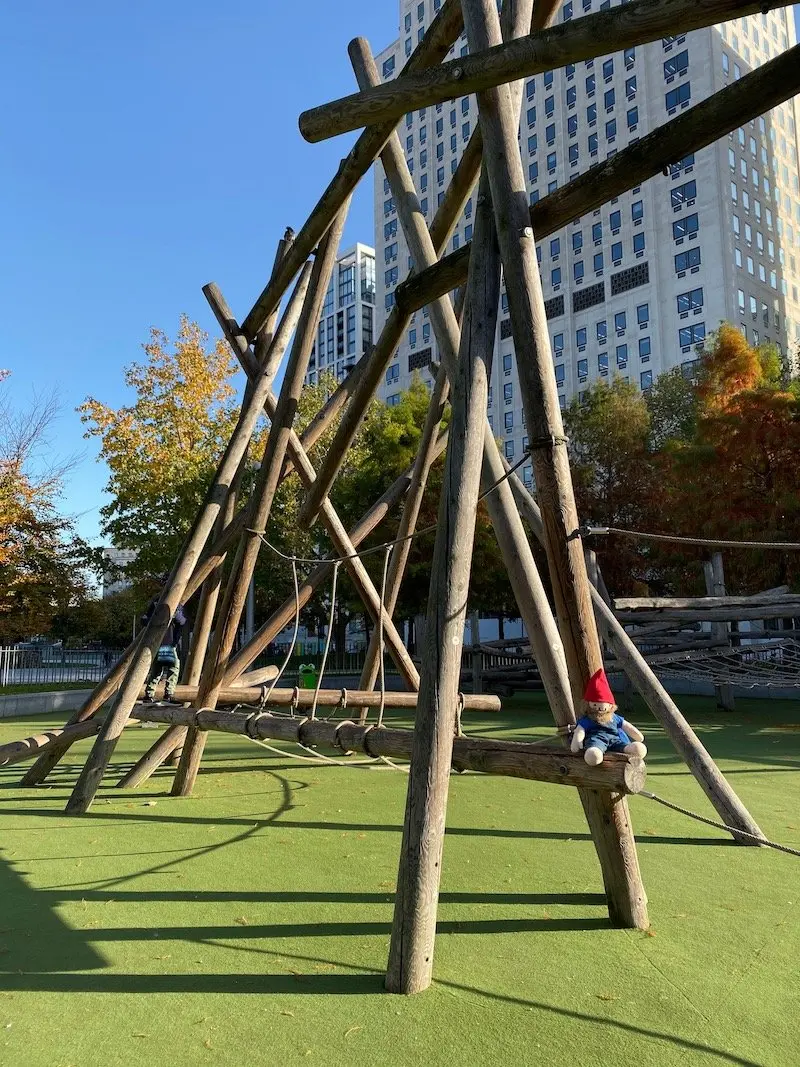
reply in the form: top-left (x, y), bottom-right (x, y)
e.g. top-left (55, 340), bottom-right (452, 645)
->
top-left (0, 694), bottom-right (797, 1067)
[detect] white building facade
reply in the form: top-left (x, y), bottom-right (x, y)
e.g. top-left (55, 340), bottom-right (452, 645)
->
top-left (101, 547), bottom-right (137, 599)
top-left (306, 243), bottom-right (376, 386)
top-left (374, 2), bottom-right (800, 482)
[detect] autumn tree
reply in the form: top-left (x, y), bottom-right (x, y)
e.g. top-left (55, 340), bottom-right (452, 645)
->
top-left (663, 324), bottom-right (800, 592)
top-left (0, 376), bottom-right (88, 642)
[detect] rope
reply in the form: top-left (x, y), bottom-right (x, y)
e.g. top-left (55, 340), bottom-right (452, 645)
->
top-left (310, 561), bottom-right (339, 721)
top-left (639, 790), bottom-right (800, 857)
top-left (376, 545), bottom-right (391, 728)
top-left (260, 557), bottom-right (300, 709)
top-left (244, 450), bottom-right (531, 567)
top-left (585, 526), bottom-right (800, 552)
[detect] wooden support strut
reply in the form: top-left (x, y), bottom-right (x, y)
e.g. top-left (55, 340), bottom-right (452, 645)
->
top-left (128, 704), bottom-right (646, 795)
top-left (172, 209), bottom-right (350, 798)
top-left (299, 0), bottom-right (787, 141)
top-left (62, 263), bottom-right (314, 815)
top-left (395, 42), bottom-right (800, 315)
top-left (507, 471), bottom-right (766, 843)
top-left (202, 286), bottom-right (420, 692)
top-left (462, 0), bottom-right (647, 930)
top-left (223, 434), bottom-right (448, 685)
top-left (345, 25), bottom-right (575, 735)
top-left (239, 0), bottom-right (464, 342)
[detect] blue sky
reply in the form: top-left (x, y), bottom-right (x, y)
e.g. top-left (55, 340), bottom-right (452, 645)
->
top-left (2, 3), bottom-right (799, 549)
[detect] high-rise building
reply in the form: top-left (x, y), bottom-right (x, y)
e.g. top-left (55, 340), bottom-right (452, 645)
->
top-left (374, 2), bottom-right (800, 482)
top-left (305, 243), bottom-right (376, 386)
top-left (101, 547), bottom-right (137, 599)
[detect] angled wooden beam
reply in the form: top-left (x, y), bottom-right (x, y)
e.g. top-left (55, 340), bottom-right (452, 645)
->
top-left (172, 208), bottom-right (349, 796)
top-left (203, 287), bottom-right (421, 691)
top-left (223, 431), bottom-right (448, 684)
top-left (300, 0), bottom-right (784, 141)
top-left (63, 263), bottom-right (314, 815)
top-left (357, 364), bottom-right (450, 720)
top-left (462, 0), bottom-right (647, 929)
top-left (396, 40), bottom-right (800, 313)
top-left (506, 467), bottom-right (766, 843)
top-left (239, 0), bottom-right (464, 341)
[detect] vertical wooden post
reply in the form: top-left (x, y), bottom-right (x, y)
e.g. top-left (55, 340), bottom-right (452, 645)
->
top-left (461, 0), bottom-right (647, 929)
top-left (386, 142), bottom-right (499, 997)
top-left (470, 610), bottom-right (483, 695)
top-left (704, 553), bottom-right (736, 711)
top-left (357, 365), bottom-right (450, 721)
top-left (348, 28), bottom-right (575, 729)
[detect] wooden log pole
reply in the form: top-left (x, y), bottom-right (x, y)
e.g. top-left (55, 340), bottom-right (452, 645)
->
top-left (1, 719), bottom-right (104, 769)
top-left (223, 435), bottom-right (447, 683)
top-left (614, 593), bottom-right (800, 611)
top-left (127, 705), bottom-right (645, 794)
top-left (63, 263), bottom-right (314, 815)
top-left (704, 553), bottom-right (736, 712)
top-left (131, 684), bottom-right (501, 713)
top-left (507, 472), bottom-right (766, 843)
top-left (171, 210), bottom-right (350, 797)
top-left (386, 137), bottom-right (511, 991)
top-left (614, 604), bottom-right (800, 624)
top-left (240, 0), bottom-right (464, 341)
top-left (202, 286), bottom-right (421, 692)
top-left (347, 28), bottom-right (575, 732)
top-left (300, 0), bottom-right (782, 141)
top-left (356, 348), bottom-right (450, 725)
top-left (395, 42), bottom-right (800, 315)
top-left (462, 0), bottom-right (647, 930)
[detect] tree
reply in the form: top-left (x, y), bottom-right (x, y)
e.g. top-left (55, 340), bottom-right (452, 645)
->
top-left (645, 366), bottom-right (696, 450)
top-left (0, 376), bottom-right (88, 642)
top-left (564, 378), bottom-right (656, 593)
top-left (664, 324), bottom-right (800, 592)
top-left (79, 316), bottom-right (242, 587)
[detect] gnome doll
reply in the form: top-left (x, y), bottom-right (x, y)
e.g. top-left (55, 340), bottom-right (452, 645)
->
top-left (571, 669), bottom-right (647, 766)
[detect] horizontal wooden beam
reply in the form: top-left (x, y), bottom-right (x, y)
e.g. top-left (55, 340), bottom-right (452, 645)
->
top-left (300, 0), bottom-right (782, 141)
top-left (616, 604), bottom-right (800, 624)
top-left (130, 704), bottom-right (645, 794)
top-left (396, 41), bottom-right (800, 313)
top-left (2, 718), bottom-right (102, 768)
top-left (137, 685), bottom-right (501, 713)
top-left (615, 594), bottom-right (800, 611)
top-left (239, 0), bottom-right (463, 341)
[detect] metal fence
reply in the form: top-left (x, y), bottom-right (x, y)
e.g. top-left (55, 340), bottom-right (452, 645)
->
top-left (0, 646), bottom-right (123, 689)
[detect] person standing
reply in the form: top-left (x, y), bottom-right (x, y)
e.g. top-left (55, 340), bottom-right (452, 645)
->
top-left (141, 597), bottom-right (186, 703)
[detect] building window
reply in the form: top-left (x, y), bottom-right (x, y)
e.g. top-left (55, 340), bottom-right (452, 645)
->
top-left (675, 247), bottom-right (701, 272)
top-left (676, 288), bottom-right (703, 313)
top-left (615, 311), bottom-right (627, 333)
top-left (572, 231), bottom-right (583, 253)
top-left (385, 363), bottom-right (400, 385)
top-left (671, 180), bottom-right (697, 208)
top-left (593, 252), bottom-right (604, 273)
top-left (663, 50), bottom-right (689, 79)
top-left (616, 343), bottom-right (628, 365)
top-left (637, 303), bottom-right (649, 326)
top-left (553, 332), bottom-right (564, 354)
top-left (639, 336), bottom-right (651, 359)
top-left (633, 233), bottom-right (645, 255)
top-left (665, 82), bottom-right (691, 112)
top-left (598, 352), bottom-right (609, 373)
top-left (555, 363), bottom-right (565, 384)
top-left (640, 370), bottom-right (653, 390)
top-left (631, 200), bottom-right (644, 222)
top-left (504, 383), bottom-right (513, 405)
top-left (574, 260), bottom-right (585, 282)
top-left (382, 55), bottom-right (395, 79)
top-left (596, 320), bottom-right (607, 343)
top-left (504, 439), bottom-right (515, 460)
top-left (672, 213), bottom-right (699, 240)
top-left (387, 393), bottom-right (401, 407)
top-left (679, 322), bottom-right (706, 348)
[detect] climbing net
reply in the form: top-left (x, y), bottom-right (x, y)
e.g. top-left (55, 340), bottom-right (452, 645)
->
top-left (632, 638), bottom-right (800, 689)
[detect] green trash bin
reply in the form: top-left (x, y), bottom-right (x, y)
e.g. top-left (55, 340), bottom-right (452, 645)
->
top-left (298, 663), bottom-right (318, 690)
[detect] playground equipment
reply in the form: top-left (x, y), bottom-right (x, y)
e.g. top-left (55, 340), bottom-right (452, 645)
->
top-left (6, 0), bottom-right (800, 995)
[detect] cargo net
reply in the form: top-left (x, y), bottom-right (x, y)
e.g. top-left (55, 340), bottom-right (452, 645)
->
top-left (616, 638), bottom-right (800, 689)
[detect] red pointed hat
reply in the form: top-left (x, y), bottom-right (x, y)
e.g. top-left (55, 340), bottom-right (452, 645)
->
top-left (583, 669), bottom-right (615, 705)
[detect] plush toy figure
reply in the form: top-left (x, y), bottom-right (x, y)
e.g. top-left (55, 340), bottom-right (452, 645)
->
top-left (571, 669), bottom-right (647, 767)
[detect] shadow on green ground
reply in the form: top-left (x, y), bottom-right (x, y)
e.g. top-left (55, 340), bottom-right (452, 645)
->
top-left (0, 696), bottom-right (796, 1066)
